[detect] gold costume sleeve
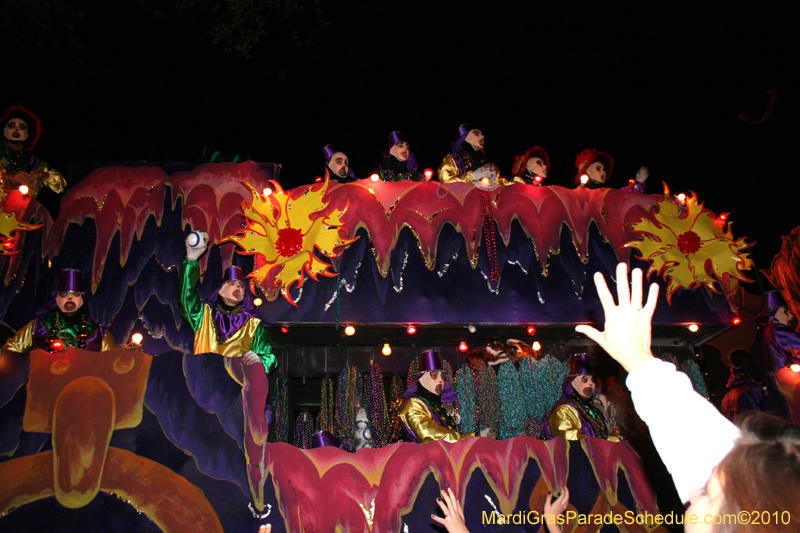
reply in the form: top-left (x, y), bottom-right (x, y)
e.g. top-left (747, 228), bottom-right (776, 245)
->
top-left (399, 397), bottom-right (475, 443)
top-left (2, 320), bottom-right (37, 353)
top-left (548, 404), bottom-right (587, 441)
top-left (102, 330), bottom-right (117, 351)
top-left (496, 175), bottom-right (526, 186)
top-left (37, 161), bottom-right (66, 194)
top-left (437, 154), bottom-right (475, 184)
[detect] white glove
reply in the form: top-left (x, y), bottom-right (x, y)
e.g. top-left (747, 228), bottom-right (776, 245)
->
top-left (635, 166), bottom-right (649, 182)
top-left (472, 165), bottom-right (496, 183)
top-left (185, 231), bottom-right (209, 260)
top-left (242, 350), bottom-right (261, 365)
top-left (479, 428), bottom-right (496, 439)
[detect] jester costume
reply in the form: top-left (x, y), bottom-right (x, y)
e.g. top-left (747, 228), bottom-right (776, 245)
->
top-left (3, 269), bottom-right (115, 354)
top-left (400, 350), bottom-right (475, 443)
top-left (179, 259), bottom-right (277, 510)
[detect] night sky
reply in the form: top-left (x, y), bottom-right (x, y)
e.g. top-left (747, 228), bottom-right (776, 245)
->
top-left (7, 0), bottom-right (797, 278)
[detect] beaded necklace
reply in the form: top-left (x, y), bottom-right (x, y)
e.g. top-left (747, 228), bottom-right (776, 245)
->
top-left (476, 365), bottom-right (500, 431)
top-left (497, 361), bottom-right (527, 439)
top-left (335, 366), bottom-right (361, 452)
top-left (317, 377), bottom-right (335, 433)
top-left (568, 391), bottom-right (608, 439)
top-left (362, 363), bottom-right (389, 448)
top-left (272, 375), bottom-right (289, 442)
top-left (454, 364), bottom-right (477, 433)
top-left (293, 411), bottom-right (315, 449)
top-left (46, 311), bottom-right (92, 349)
top-left (386, 374), bottom-right (404, 443)
top-left (478, 189), bottom-right (500, 281)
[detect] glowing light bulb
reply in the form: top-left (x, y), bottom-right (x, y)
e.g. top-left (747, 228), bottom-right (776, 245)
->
top-left (18, 185), bottom-right (29, 195)
top-left (406, 325), bottom-right (417, 335)
top-left (732, 316), bottom-right (742, 326)
top-left (532, 341), bottom-right (541, 351)
top-left (688, 324), bottom-right (699, 332)
top-left (534, 175), bottom-right (542, 183)
top-left (370, 173), bottom-right (380, 182)
top-left (467, 325), bottom-right (477, 334)
top-left (480, 177), bottom-right (490, 185)
top-left (526, 326), bottom-right (536, 336)
top-left (262, 187), bottom-right (272, 196)
top-left (580, 175), bottom-right (589, 185)
top-left (719, 213), bottom-right (728, 221)
top-left (382, 343), bottom-right (392, 356)
top-left (131, 333), bottom-right (143, 345)
top-left (677, 193), bottom-right (686, 202)
top-left (253, 297), bottom-right (263, 306)
top-left (344, 325), bottom-right (356, 336)
top-left (790, 364), bottom-right (800, 373)
top-left (315, 176), bottom-right (322, 183)
top-left (51, 339), bottom-right (65, 352)
top-left (424, 168), bottom-right (434, 179)
top-left (458, 341), bottom-right (469, 353)
top-left (280, 325), bottom-right (289, 335)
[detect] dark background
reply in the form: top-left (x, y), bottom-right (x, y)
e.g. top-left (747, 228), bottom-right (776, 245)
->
top-left (5, 0), bottom-right (797, 277)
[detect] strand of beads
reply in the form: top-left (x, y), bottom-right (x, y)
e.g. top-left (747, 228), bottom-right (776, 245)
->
top-left (335, 365), bottom-right (361, 452)
top-left (478, 189), bottom-right (500, 281)
top-left (272, 375), bottom-right (289, 443)
top-left (386, 374), bottom-right (404, 443)
top-left (455, 364), bottom-right (477, 433)
top-left (406, 352), bottom-right (420, 387)
top-left (293, 411), bottom-right (315, 449)
top-left (497, 361), bottom-right (527, 439)
top-left (317, 377), bottom-right (335, 433)
top-left (362, 362), bottom-right (388, 448)
top-left (476, 365), bottom-right (500, 432)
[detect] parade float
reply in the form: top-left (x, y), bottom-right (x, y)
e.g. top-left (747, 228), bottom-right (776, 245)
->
top-left (0, 161), bottom-right (764, 532)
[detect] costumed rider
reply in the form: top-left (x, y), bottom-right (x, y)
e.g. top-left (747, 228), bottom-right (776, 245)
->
top-left (323, 143), bottom-right (356, 183)
top-left (400, 349), bottom-right (495, 443)
top-left (0, 106), bottom-right (66, 207)
top-left (499, 145), bottom-right (550, 186)
top-left (437, 124), bottom-right (500, 185)
top-left (375, 131), bottom-right (428, 182)
top-left (751, 291), bottom-right (800, 421)
top-left (2, 269), bottom-right (116, 360)
top-left (179, 230), bottom-right (278, 512)
top-left (545, 353), bottom-right (620, 441)
top-left (574, 148), bottom-right (648, 193)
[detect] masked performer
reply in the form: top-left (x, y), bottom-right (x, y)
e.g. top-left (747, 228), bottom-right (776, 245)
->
top-left (375, 131), bottom-right (426, 182)
top-left (0, 106), bottom-right (66, 199)
top-left (751, 291), bottom-right (800, 421)
top-left (400, 349), bottom-right (494, 443)
top-left (437, 124), bottom-right (500, 185)
top-left (499, 145), bottom-right (550, 186)
top-left (574, 148), bottom-right (648, 193)
top-left (2, 269), bottom-right (116, 360)
top-left (323, 143), bottom-right (356, 183)
top-left (179, 231), bottom-right (278, 511)
top-left (545, 354), bottom-right (619, 441)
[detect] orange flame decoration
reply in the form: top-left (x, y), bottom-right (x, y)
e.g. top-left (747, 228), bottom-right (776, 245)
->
top-left (222, 177), bottom-right (358, 305)
top-left (0, 170), bottom-right (44, 255)
top-left (624, 184), bottom-right (753, 304)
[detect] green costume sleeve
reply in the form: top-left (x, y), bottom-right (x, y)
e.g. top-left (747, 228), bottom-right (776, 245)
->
top-left (252, 326), bottom-right (278, 374)
top-left (179, 259), bottom-right (204, 332)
